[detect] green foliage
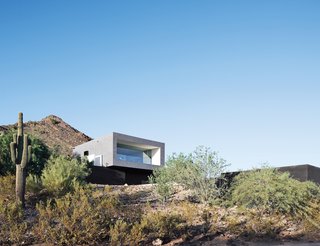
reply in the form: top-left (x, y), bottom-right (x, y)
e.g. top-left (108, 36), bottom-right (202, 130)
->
top-left (229, 167), bottom-right (320, 216)
top-left (149, 160), bottom-right (177, 201)
top-left (0, 130), bottom-right (50, 176)
top-left (34, 185), bottom-right (119, 245)
top-left (26, 174), bottom-right (43, 194)
top-left (2, 168), bottom-right (320, 244)
top-left (27, 136), bottom-right (51, 176)
top-left (41, 156), bottom-right (90, 196)
top-left (150, 146), bottom-right (229, 203)
top-left (0, 131), bottom-right (15, 175)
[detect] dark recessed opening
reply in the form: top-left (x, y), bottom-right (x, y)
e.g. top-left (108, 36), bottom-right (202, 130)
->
top-left (84, 151), bottom-right (89, 156)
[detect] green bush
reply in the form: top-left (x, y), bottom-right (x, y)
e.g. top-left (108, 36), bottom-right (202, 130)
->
top-left (149, 160), bottom-right (176, 202)
top-left (0, 130), bottom-right (50, 176)
top-left (27, 136), bottom-right (51, 176)
top-left (0, 132), bottom-right (14, 175)
top-left (150, 146), bottom-right (229, 203)
top-left (229, 167), bottom-right (320, 216)
top-left (41, 156), bottom-right (90, 196)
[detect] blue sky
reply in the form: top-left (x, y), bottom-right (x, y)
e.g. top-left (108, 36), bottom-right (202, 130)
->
top-left (1, 1), bottom-right (320, 171)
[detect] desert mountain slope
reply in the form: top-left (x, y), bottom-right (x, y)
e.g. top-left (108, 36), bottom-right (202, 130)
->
top-left (0, 115), bottom-right (92, 156)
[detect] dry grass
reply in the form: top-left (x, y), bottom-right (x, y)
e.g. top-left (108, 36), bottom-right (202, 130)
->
top-left (1, 177), bottom-right (320, 245)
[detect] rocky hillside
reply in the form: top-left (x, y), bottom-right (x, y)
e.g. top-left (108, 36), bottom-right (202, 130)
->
top-left (0, 115), bottom-right (92, 156)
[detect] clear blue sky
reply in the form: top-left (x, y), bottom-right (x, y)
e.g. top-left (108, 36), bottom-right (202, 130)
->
top-left (1, 1), bottom-right (320, 171)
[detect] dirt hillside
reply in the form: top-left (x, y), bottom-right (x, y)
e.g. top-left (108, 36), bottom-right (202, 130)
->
top-left (0, 115), bottom-right (92, 156)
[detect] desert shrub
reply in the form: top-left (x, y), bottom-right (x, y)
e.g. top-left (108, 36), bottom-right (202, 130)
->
top-left (27, 136), bottom-right (51, 176)
top-left (300, 197), bottom-right (320, 234)
top-left (140, 209), bottom-right (186, 240)
top-left (243, 210), bottom-right (286, 237)
top-left (229, 167), bottom-right (320, 216)
top-left (177, 201), bottom-right (200, 226)
top-left (0, 175), bottom-right (15, 201)
top-left (0, 201), bottom-right (29, 245)
top-left (210, 207), bottom-right (286, 238)
top-left (0, 175), bottom-right (30, 244)
top-left (33, 185), bottom-right (119, 245)
top-left (26, 174), bottom-right (43, 194)
top-left (109, 220), bottom-right (145, 246)
top-left (0, 132), bottom-right (14, 175)
top-left (109, 220), bottom-right (129, 245)
top-left (41, 156), bottom-right (90, 196)
top-left (0, 131), bottom-right (50, 176)
top-left (150, 146), bottom-right (229, 203)
top-left (197, 204), bottom-right (288, 239)
top-left (108, 203), bottom-right (186, 244)
top-left (109, 207), bottom-right (186, 244)
top-left (128, 222), bottom-right (145, 245)
top-left (0, 200), bottom-right (24, 224)
top-left (149, 163), bottom-right (175, 202)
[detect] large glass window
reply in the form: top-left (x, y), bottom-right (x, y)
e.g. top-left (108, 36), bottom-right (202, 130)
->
top-left (117, 144), bottom-right (152, 164)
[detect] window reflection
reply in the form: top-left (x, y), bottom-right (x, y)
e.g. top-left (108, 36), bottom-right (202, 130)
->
top-left (117, 144), bottom-right (152, 164)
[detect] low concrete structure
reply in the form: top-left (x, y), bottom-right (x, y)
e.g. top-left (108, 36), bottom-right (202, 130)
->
top-left (73, 132), bottom-right (165, 185)
top-left (221, 164), bottom-right (320, 187)
top-left (278, 164), bottom-right (320, 184)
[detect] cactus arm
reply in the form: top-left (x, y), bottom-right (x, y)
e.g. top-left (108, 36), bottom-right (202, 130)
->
top-left (10, 142), bottom-right (17, 164)
top-left (13, 134), bottom-right (17, 144)
top-left (28, 145), bottom-right (32, 163)
top-left (21, 135), bottom-right (28, 168)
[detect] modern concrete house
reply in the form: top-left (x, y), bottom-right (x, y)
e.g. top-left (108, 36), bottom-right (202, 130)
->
top-left (73, 132), bottom-right (165, 185)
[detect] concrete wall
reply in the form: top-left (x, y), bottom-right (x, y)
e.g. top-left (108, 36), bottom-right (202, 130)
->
top-left (278, 164), bottom-right (320, 184)
top-left (307, 165), bottom-right (320, 184)
top-left (73, 134), bottom-right (113, 166)
top-left (278, 165), bottom-right (309, 182)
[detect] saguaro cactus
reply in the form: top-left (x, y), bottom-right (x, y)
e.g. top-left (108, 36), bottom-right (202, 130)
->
top-left (10, 112), bottom-right (31, 207)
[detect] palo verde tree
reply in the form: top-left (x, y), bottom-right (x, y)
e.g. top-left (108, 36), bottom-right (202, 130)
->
top-left (150, 146), bottom-right (229, 203)
top-left (10, 112), bottom-right (31, 207)
top-left (229, 167), bottom-right (320, 216)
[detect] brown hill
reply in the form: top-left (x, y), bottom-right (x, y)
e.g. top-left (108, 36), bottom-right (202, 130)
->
top-left (0, 115), bottom-right (92, 156)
